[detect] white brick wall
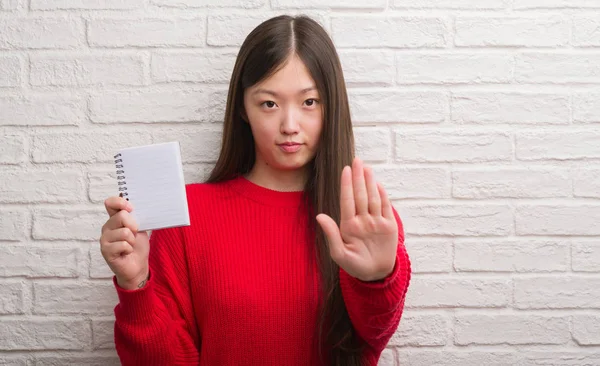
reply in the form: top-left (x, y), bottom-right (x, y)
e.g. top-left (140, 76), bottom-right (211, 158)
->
top-left (1, 1), bottom-right (599, 365)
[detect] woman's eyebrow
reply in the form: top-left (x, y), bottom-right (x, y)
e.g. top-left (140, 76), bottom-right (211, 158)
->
top-left (252, 86), bottom-right (317, 97)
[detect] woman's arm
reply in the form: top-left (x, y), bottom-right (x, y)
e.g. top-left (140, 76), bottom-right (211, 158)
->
top-left (113, 226), bottom-right (201, 365)
top-left (339, 208), bottom-right (411, 354)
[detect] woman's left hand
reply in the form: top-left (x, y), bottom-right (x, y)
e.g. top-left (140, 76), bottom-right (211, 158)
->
top-left (316, 157), bottom-right (399, 282)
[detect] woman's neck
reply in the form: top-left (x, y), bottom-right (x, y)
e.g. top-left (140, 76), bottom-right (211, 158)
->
top-left (244, 161), bottom-right (307, 192)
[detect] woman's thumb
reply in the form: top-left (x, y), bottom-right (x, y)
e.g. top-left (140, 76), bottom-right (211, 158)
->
top-left (316, 214), bottom-right (345, 264)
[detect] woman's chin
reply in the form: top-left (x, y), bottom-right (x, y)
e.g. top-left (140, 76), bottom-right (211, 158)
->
top-left (270, 159), bottom-right (310, 172)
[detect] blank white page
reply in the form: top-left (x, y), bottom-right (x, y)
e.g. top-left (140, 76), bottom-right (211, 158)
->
top-left (117, 141), bottom-right (190, 231)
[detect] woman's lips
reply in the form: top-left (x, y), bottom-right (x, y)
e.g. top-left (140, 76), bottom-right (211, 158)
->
top-left (278, 143), bottom-right (302, 153)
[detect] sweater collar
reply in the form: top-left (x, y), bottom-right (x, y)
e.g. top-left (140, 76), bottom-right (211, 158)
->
top-left (226, 175), bottom-right (305, 208)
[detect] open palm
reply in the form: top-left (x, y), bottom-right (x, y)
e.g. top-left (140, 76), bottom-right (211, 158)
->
top-left (316, 157), bottom-right (398, 282)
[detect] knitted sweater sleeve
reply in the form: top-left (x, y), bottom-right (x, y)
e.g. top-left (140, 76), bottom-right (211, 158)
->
top-left (339, 206), bottom-right (411, 356)
top-left (112, 226), bottom-right (201, 365)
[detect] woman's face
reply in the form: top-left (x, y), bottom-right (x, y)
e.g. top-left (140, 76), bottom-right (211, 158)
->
top-left (243, 54), bottom-right (323, 174)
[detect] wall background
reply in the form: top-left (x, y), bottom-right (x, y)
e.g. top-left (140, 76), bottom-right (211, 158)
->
top-left (1, 0), bottom-right (600, 365)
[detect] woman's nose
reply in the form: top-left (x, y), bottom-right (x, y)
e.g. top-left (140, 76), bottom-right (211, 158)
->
top-left (280, 108), bottom-right (300, 134)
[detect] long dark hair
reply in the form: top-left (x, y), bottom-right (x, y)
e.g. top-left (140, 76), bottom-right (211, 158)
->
top-left (206, 15), bottom-right (361, 365)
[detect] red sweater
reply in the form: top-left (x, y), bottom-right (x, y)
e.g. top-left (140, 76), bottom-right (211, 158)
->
top-left (113, 176), bottom-right (411, 365)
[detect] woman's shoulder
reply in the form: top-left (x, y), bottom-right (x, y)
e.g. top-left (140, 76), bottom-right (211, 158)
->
top-left (181, 179), bottom-right (242, 232)
top-left (183, 178), bottom-right (240, 211)
top-left (185, 179), bottom-right (233, 201)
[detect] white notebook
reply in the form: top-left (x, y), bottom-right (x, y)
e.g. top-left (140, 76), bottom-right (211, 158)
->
top-left (114, 141), bottom-right (190, 232)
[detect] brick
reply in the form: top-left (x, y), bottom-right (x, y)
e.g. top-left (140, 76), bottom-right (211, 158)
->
top-left (392, 0), bottom-right (507, 8)
top-left (354, 128), bottom-right (391, 162)
top-left (30, 54), bottom-right (145, 87)
top-left (207, 13), bottom-right (271, 46)
top-left (89, 246), bottom-right (115, 279)
top-left (517, 131), bottom-right (600, 160)
top-left (573, 315), bottom-right (600, 345)
top-left (516, 53), bottom-right (600, 83)
top-left (152, 0), bottom-right (263, 7)
top-left (350, 90), bottom-right (446, 123)
top-left (332, 16), bottom-right (447, 48)
top-left (91, 318), bottom-right (114, 349)
top-left (401, 204), bottom-right (512, 236)
top-left (88, 18), bottom-right (205, 48)
top-left (397, 53), bottom-right (512, 84)
top-left (32, 132), bottom-right (152, 163)
top-left (183, 164), bottom-right (214, 184)
top-left (452, 168), bottom-right (570, 198)
top-left (0, 94), bottom-right (85, 126)
top-left (0, 281), bottom-right (26, 314)
top-left (454, 314), bottom-right (569, 345)
top-left (33, 282), bottom-right (117, 315)
top-left (0, 17), bottom-right (83, 50)
top-left (272, 0), bottom-right (385, 9)
top-left (152, 127), bottom-right (223, 163)
top-left (397, 350), bottom-right (519, 366)
top-left (396, 130), bottom-right (511, 163)
top-left (377, 348), bottom-right (395, 366)
top-left (0, 169), bottom-right (84, 203)
top-left (31, 0), bottom-right (144, 9)
top-left (405, 277), bottom-right (510, 308)
top-left (404, 239), bottom-right (452, 273)
top-left (514, 0), bottom-right (600, 9)
top-left (573, 16), bottom-right (600, 46)
top-left (399, 351), bottom-right (600, 366)
top-left (572, 242), bottom-right (600, 272)
top-left (0, 244), bottom-right (80, 278)
top-left (574, 92), bottom-right (600, 123)
top-left (454, 240), bottom-right (568, 272)
top-left (152, 51), bottom-right (236, 84)
top-left (390, 313), bottom-right (447, 346)
top-left (205, 88), bottom-right (228, 123)
top-left (339, 50), bottom-right (395, 85)
top-left (90, 89), bottom-right (210, 123)
top-left (32, 208), bottom-right (106, 240)
top-left (0, 356), bottom-right (27, 366)
top-left (372, 166), bottom-right (449, 199)
top-left (0, 209), bottom-right (27, 241)
top-left (521, 352), bottom-right (600, 365)
top-left (514, 277), bottom-right (600, 309)
top-left (452, 92), bottom-right (569, 124)
top-left (516, 205), bottom-right (600, 236)
top-left (34, 356), bottom-right (120, 366)
top-left (0, 0), bottom-right (19, 10)
top-left (88, 169), bottom-right (118, 204)
top-left (0, 56), bottom-right (21, 87)
top-left (0, 133), bottom-right (26, 164)
top-left (574, 168), bottom-right (600, 198)
top-left (0, 319), bottom-right (89, 350)
top-left (455, 16), bottom-right (569, 47)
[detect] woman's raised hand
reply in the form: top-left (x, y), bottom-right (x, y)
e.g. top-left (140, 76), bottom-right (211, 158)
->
top-left (316, 157), bottom-right (398, 282)
top-left (99, 196), bottom-right (150, 290)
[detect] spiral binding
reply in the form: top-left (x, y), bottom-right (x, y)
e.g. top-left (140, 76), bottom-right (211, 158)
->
top-left (114, 153), bottom-right (129, 201)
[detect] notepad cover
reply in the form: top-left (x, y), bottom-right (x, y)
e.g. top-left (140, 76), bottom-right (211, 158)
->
top-left (116, 141), bottom-right (190, 231)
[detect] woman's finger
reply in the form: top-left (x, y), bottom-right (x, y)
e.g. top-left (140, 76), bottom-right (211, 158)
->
top-left (364, 166), bottom-right (381, 216)
top-left (101, 240), bottom-right (134, 260)
top-left (102, 210), bottom-right (138, 235)
top-left (103, 227), bottom-right (137, 247)
top-left (378, 182), bottom-right (394, 220)
top-left (352, 157), bottom-right (368, 215)
top-left (340, 165), bottom-right (355, 222)
top-left (104, 196), bottom-right (132, 217)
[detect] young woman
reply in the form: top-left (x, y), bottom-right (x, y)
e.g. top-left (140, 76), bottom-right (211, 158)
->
top-left (100, 14), bottom-right (411, 366)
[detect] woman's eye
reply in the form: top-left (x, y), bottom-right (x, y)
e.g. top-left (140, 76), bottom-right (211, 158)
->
top-left (262, 101), bottom-right (276, 108)
top-left (305, 99), bottom-right (319, 107)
